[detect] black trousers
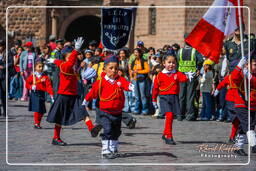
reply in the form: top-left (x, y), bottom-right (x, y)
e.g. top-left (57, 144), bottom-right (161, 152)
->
top-left (98, 110), bottom-right (122, 140)
top-left (95, 107), bottom-right (134, 127)
top-left (0, 79), bottom-right (6, 116)
top-left (179, 77), bottom-right (197, 119)
top-left (236, 107), bottom-right (256, 134)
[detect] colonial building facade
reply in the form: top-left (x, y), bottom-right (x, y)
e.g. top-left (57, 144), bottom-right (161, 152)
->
top-left (1, 0), bottom-right (255, 49)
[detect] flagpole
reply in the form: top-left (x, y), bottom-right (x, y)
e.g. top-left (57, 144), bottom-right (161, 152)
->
top-left (237, 0), bottom-right (247, 101)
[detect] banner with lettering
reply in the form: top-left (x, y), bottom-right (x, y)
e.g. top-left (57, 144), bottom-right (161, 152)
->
top-left (101, 8), bottom-right (133, 50)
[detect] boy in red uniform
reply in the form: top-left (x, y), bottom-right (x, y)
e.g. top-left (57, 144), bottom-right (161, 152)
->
top-left (152, 55), bottom-right (188, 145)
top-left (26, 58), bottom-right (54, 129)
top-left (83, 55), bottom-right (134, 159)
top-left (46, 37), bottom-right (102, 146)
top-left (231, 53), bottom-right (256, 156)
top-left (214, 74), bottom-right (240, 144)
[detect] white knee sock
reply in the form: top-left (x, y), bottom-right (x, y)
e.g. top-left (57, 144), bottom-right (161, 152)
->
top-left (235, 134), bottom-right (247, 149)
top-left (246, 130), bottom-right (256, 147)
top-left (102, 140), bottom-right (111, 154)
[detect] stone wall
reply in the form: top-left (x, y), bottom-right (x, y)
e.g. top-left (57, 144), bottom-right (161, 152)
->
top-left (1, 0), bottom-right (48, 47)
top-left (134, 0), bottom-right (186, 49)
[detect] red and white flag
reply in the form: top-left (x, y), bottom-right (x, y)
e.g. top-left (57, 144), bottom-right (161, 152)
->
top-left (185, 0), bottom-right (243, 63)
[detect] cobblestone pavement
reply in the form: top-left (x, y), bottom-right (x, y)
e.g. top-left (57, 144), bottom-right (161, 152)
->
top-left (0, 100), bottom-right (255, 170)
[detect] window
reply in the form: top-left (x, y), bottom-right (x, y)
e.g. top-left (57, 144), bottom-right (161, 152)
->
top-left (149, 5), bottom-right (156, 35)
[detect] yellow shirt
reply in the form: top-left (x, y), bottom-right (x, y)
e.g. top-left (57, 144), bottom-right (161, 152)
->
top-left (131, 59), bottom-right (150, 80)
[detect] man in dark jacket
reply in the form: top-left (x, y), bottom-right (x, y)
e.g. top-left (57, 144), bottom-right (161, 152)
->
top-left (0, 39), bottom-right (14, 117)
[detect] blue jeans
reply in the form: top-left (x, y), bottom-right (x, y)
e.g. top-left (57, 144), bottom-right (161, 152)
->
top-left (200, 92), bottom-right (213, 120)
top-left (133, 80), bottom-right (149, 114)
top-left (9, 74), bottom-right (23, 99)
top-left (123, 91), bottom-right (133, 113)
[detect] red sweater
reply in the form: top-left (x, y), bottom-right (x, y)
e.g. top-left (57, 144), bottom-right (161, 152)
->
top-left (26, 74), bottom-right (54, 96)
top-left (216, 75), bottom-right (239, 102)
top-left (152, 71), bottom-right (188, 102)
top-left (231, 66), bottom-right (256, 110)
top-left (85, 72), bottom-right (131, 114)
top-left (54, 50), bottom-right (79, 95)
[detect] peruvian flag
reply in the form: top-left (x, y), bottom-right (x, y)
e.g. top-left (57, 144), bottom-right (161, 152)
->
top-left (185, 0), bottom-right (243, 63)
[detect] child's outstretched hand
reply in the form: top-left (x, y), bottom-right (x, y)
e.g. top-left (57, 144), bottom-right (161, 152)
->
top-left (82, 99), bottom-right (89, 106)
top-left (237, 56), bottom-right (248, 68)
top-left (74, 37), bottom-right (84, 51)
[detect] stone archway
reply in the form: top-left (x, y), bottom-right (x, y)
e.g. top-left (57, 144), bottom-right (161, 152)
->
top-left (64, 15), bottom-right (101, 47)
top-left (59, 9), bottom-right (101, 47)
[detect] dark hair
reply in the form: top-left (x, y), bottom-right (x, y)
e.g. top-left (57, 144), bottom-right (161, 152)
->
top-left (95, 48), bottom-right (102, 53)
top-left (148, 47), bottom-right (155, 53)
top-left (133, 48), bottom-right (143, 59)
top-left (172, 43), bottom-right (180, 51)
top-left (163, 45), bottom-right (171, 51)
top-left (162, 55), bottom-right (177, 62)
top-left (118, 49), bottom-right (129, 58)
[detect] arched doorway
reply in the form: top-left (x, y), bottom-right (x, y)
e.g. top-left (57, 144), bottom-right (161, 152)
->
top-left (64, 15), bottom-right (101, 48)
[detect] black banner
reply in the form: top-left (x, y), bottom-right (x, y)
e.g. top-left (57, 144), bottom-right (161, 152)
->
top-left (101, 8), bottom-right (133, 50)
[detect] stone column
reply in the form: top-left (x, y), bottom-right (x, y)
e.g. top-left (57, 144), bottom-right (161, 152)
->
top-left (51, 9), bottom-right (57, 37)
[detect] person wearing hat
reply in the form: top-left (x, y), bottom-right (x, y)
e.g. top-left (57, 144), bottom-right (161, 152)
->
top-left (46, 37), bottom-right (102, 146)
top-left (0, 39), bottom-right (14, 117)
top-left (199, 59), bottom-right (214, 121)
top-left (224, 27), bottom-right (252, 71)
top-left (229, 52), bottom-right (256, 156)
top-left (19, 41), bottom-right (36, 101)
top-left (83, 55), bottom-right (135, 159)
top-left (48, 39), bottom-right (64, 99)
top-left (48, 35), bottom-right (56, 51)
top-left (177, 34), bottom-right (204, 121)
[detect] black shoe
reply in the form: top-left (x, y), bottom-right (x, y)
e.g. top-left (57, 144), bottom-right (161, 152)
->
top-left (234, 149), bottom-right (248, 156)
top-left (91, 124), bottom-right (102, 137)
top-left (177, 115), bottom-right (183, 121)
top-left (127, 118), bottom-right (136, 129)
top-left (162, 135), bottom-right (176, 145)
top-left (102, 153), bottom-right (116, 159)
top-left (227, 138), bottom-right (235, 144)
top-left (252, 145), bottom-right (256, 153)
top-left (34, 124), bottom-right (42, 129)
top-left (52, 138), bottom-right (67, 146)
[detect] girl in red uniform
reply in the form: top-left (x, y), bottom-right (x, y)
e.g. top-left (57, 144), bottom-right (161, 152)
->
top-left (152, 55), bottom-right (188, 145)
top-left (26, 58), bottom-right (54, 129)
top-left (214, 74), bottom-right (240, 144)
top-left (46, 37), bottom-right (101, 146)
top-left (84, 55), bottom-right (134, 159)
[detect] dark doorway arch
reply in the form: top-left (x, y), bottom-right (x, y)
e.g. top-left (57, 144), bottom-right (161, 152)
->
top-left (64, 15), bottom-right (101, 48)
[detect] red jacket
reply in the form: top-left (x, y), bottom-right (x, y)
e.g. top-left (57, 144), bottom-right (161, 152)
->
top-left (152, 71), bottom-right (188, 102)
top-left (216, 75), bottom-right (239, 102)
top-left (54, 50), bottom-right (79, 95)
top-left (85, 72), bottom-right (131, 114)
top-left (231, 66), bottom-right (256, 110)
top-left (26, 74), bottom-right (54, 96)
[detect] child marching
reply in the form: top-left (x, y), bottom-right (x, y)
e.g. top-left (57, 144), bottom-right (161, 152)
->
top-left (26, 58), bottom-right (54, 129)
top-left (152, 55), bottom-right (189, 145)
top-left (230, 51), bottom-right (256, 156)
top-left (46, 37), bottom-right (102, 146)
top-left (83, 55), bottom-right (134, 159)
top-left (214, 73), bottom-right (240, 144)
